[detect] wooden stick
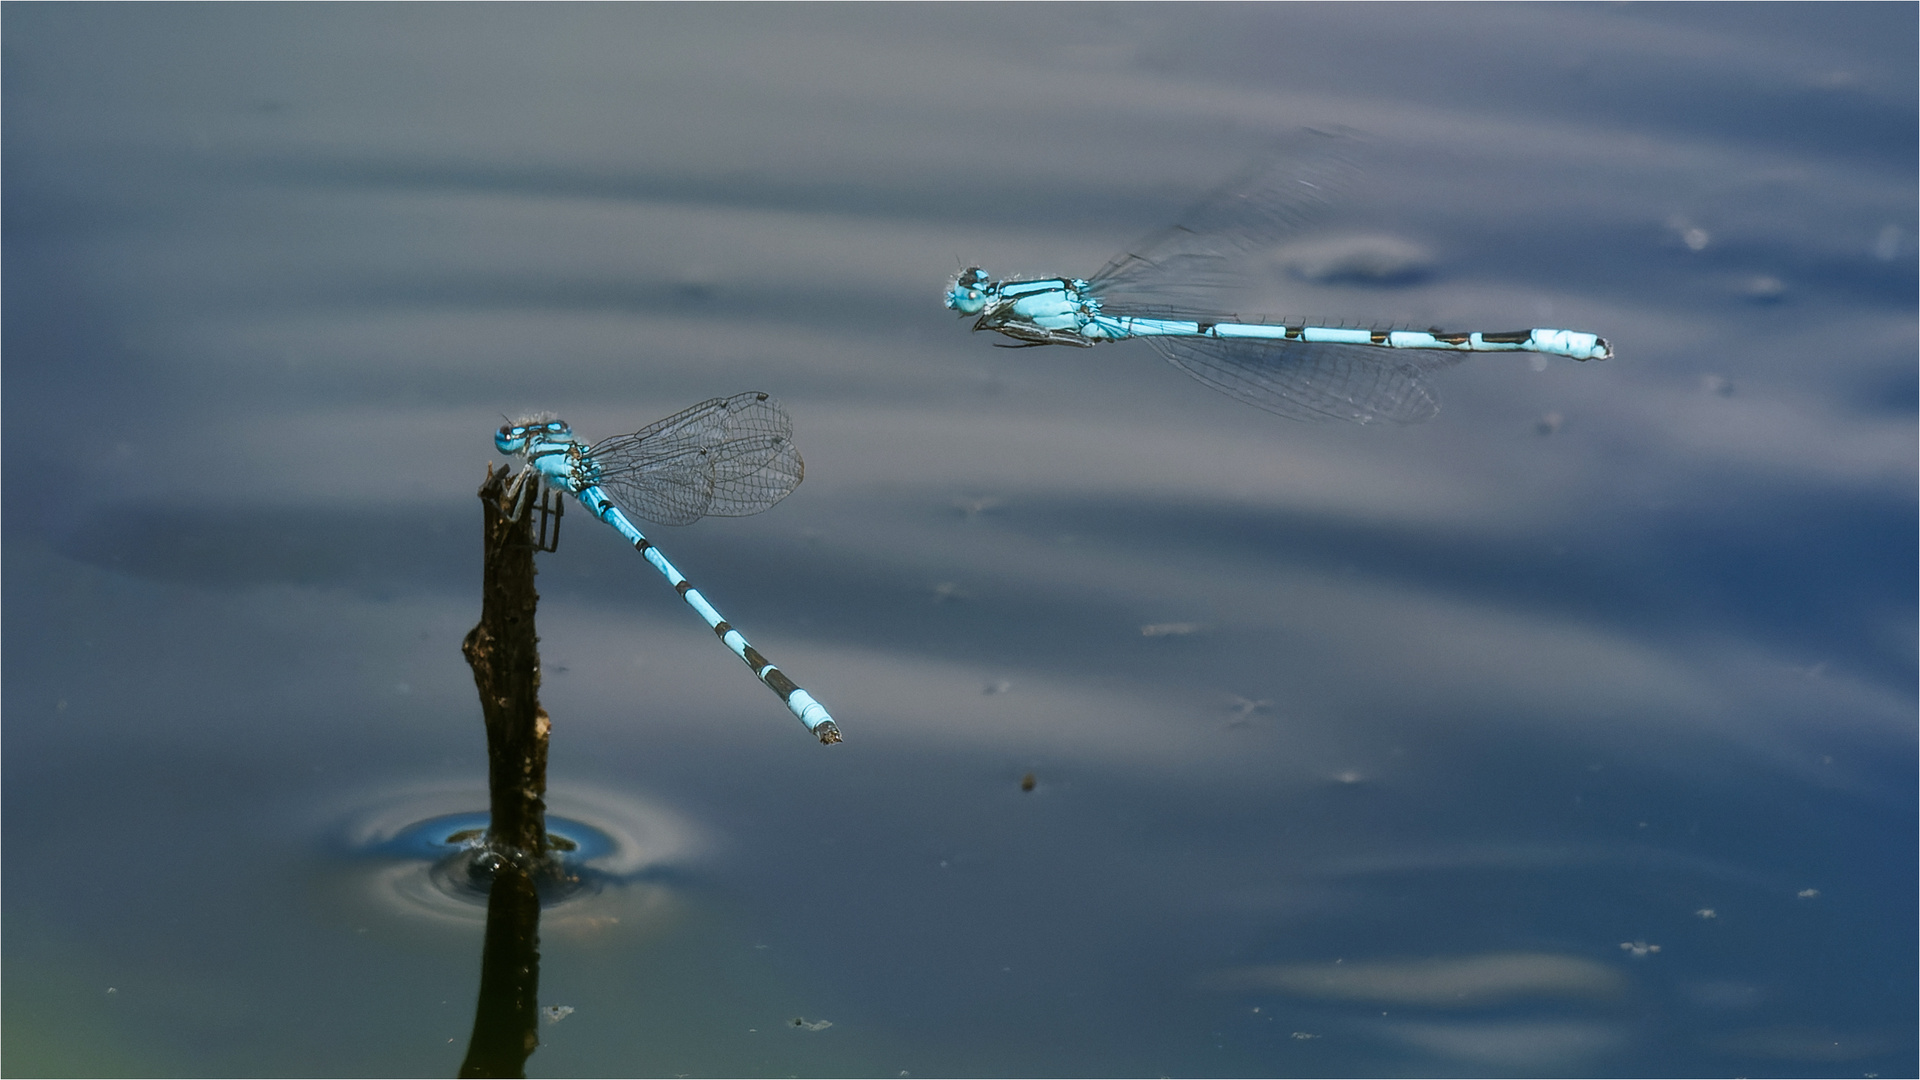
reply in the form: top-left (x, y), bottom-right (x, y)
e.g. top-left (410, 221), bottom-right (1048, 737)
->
top-left (461, 465), bottom-right (552, 859)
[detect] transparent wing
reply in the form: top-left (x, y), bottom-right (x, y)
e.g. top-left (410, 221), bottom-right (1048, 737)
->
top-left (594, 444), bottom-right (719, 526)
top-left (588, 392), bottom-right (804, 525)
top-left (1088, 128), bottom-right (1370, 314)
top-left (1146, 336), bottom-right (1464, 425)
top-left (616, 391), bottom-right (790, 450)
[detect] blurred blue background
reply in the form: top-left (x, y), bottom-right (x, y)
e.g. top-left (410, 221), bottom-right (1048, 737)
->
top-left (4, 5), bottom-right (1913, 1076)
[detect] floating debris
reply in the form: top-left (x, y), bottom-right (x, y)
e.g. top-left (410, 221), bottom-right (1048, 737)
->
top-left (1798, 888), bottom-right (1821, 899)
top-left (1695, 908), bottom-right (1718, 919)
top-left (1226, 696), bottom-right (1271, 722)
top-left (1020, 772), bottom-right (1037, 792)
top-left (543, 1005), bottom-right (574, 1024)
top-left (1291, 1031), bottom-right (1319, 1040)
top-left (1741, 275), bottom-right (1787, 303)
top-left (1667, 215), bottom-right (1711, 252)
top-left (791, 1017), bottom-right (833, 1032)
top-left (1619, 941), bottom-right (1662, 958)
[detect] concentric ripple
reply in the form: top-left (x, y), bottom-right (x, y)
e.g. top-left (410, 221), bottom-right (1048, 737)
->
top-left (330, 783), bottom-right (706, 925)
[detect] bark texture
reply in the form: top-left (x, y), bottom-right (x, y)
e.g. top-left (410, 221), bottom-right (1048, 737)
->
top-left (461, 465), bottom-right (551, 858)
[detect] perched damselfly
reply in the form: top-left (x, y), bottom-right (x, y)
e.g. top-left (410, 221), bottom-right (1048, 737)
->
top-left (495, 392), bottom-right (839, 744)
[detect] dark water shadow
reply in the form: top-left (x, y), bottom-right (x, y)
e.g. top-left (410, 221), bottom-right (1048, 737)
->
top-left (40, 473), bottom-right (1919, 695)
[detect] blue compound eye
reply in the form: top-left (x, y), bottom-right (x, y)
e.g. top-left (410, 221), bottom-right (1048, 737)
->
top-left (546, 422), bottom-right (565, 433)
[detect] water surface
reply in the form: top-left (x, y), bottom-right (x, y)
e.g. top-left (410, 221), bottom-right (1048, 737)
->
top-left (5, 5), bottom-right (1914, 1077)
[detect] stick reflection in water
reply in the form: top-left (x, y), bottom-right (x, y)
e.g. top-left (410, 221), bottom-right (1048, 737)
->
top-left (458, 861), bottom-right (542, 1079)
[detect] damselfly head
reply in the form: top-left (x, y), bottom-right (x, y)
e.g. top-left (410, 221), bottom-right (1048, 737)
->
top-left (495, 416), bottom-right (570, 456)
top-left (945, 267), bottom-right (992, 315)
